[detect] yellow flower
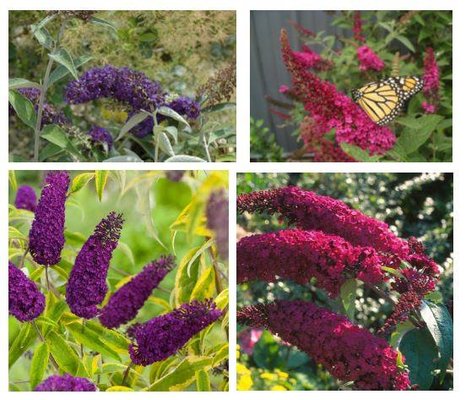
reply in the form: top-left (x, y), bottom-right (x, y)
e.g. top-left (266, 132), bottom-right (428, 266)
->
top-left (259, 372), bottom-right (276, 381)
top-left (237, 364), bottom-right (253, 391)
top-left (271, 385), bottom-right (287, 391)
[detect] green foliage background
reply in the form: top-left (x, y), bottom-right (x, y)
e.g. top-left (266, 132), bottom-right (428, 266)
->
top-left (9, 170), bottom-right (229, 391)
top-left (237, 173), bottom-right (453, 390)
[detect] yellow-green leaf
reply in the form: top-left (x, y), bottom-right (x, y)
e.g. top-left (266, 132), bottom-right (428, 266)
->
top-left (190, 266), bottom-right (216, 301)
top-left (70, 172), bottom-right (95, 195)
top-left (30, 342), bottom-right (49, 389)
top-left (106, 386), bottom-right (134, 391)
top-left (95, 170), bottom-right (109, 202)
top-left (9, 322), bottom-right (37, 368)
top-left (46, 331), bottom-right (83, 375)
top-left (9, 171), bottom-right (17, 192)
top-left (214, 289), bottom-right (229, 311)
top-left (174, 247), bottom-right (201, 306)
top-left (195, 369), bottom-right (211, 391)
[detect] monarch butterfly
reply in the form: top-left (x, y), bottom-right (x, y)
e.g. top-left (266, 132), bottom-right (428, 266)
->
top-left (351, 76), bottom-right (423, 125)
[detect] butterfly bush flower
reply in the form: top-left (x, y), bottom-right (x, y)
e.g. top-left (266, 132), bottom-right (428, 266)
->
top-left (353, 11), bottom-right (365, 43)
top-left (422, 47), bottom-right (440, 113)
top-left (238, 229), bottom-right (385, 296)
top-left (238, 300), bottom-right (411, 390)
top-left (99, 255), bottom-right (174, 329)
top-left (128, 299), bottom-right (222, 366)
top-left (15, 185), bottom-right (37, 212)
top-left (292, 45), bottom-right (333, 71)
top-left (357, 45), bottom-right (385, 72)
top-left (9, 262), bottom-right (45, 322)
top-left (167, 96), bottom-right (201, 120)
top-left (66, 212), bottom-right (123, 319)
top-left (206, 189), bottom-right (229, 260)
top-left (87, 126), bottom-right (113, 150)
top-left (29, 171), bottom-right (69, 266)
top-left (35, 374), bottom-right (96, 391)
top-left (280, 29), bottom-right (396, 155)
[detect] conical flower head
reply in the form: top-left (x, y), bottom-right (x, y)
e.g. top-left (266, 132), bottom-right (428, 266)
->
top-left (238, 300), bottom-right (410, 390)
top-left (66, 212), bottom-right (123, 319)
top-left (99, 255), bottom-right (174, 329)
top-left (9, 262), bottom-right (45, 322)
top-left (128, 299), bottom-right (222, 366)
top-left (29, 171), bottom-right (69, 266)
top-left (35, 374), bottom-right (96, 391)
top-left (15, 185), bottom-right (37, 212)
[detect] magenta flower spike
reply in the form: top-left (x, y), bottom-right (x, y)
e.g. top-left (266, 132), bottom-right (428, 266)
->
top-left (35, 374), bottom-right (96, 391)
top-left (15, 185), bottom-right (37, 212)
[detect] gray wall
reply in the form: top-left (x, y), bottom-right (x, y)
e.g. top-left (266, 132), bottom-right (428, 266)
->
top-left (250, 11), bottom-right (345, 153)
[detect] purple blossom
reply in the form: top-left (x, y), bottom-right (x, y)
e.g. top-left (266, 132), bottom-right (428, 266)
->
top-left (238, 229), bottom-right (385, 297)
top-left (66, 212), bottom-right (123, 319)
top-left (206, 189), bottom-right (229, 260)
top-left (128, 299), bottom-right (222, 365)
top-left (35, 374), bottom-right (96, 391)
top-left (15, 185), bottom-right (37, 212)
top-left (238, 300), bottom-right (410, 390)
top-left (99, 255), bottom-right (174, 329)
top-left (9, 262), bottom-right (45, 322)
top-left (167, 96), bottom-right (201, 120)
top-left (357, 45), bottom-right (385, 72)
top-left (423, 48), bottom-right (440, 97)
top-left (87, 126), bottom-right (113, 149)
top-left (29, 171), bottom-right (69, 266)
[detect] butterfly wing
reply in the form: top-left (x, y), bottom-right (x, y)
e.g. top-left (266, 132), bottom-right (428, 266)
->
top-left (353, 76), bottom-right (423, 125)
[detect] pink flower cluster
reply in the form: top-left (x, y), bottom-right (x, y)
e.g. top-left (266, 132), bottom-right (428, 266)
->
top-left (280, 29), bottom-right (396, 156)
top-left (293, 45), bottom-right (333, 71)
top-left (237, 229), bottom-right (385, 297)
top-left (238, 300), bottom-right (411, 390)
top-left (357, 45), bottom-right (385, 72)
top-left (353, 11), bottom-right (365, 43)
top-left (422, 47), bottom-right (440, 113)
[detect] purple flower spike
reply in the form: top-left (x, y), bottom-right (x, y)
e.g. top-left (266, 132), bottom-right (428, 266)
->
top-left (128, 299), bottom-right (222, 366)
top-left (87, 126), bottom-right (113, 149)
top-left (15, 185), bottom-right (37, 212)
top-left (29, 171), bottom-right (70, 266)
top-left (207, 189), bottom-right (229, 260)
top-left (66, 212), bottom-right (124, 319)
top-left (167, 96), bottom-right (201, 120)
top-left (9, 262), bottom-right (45, 322)
top-left (35, 374), bottom-right (96, 391)
top-left (99, 255), bottom-right (174, 329)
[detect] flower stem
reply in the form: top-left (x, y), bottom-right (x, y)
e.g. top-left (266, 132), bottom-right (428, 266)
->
top-left (19, 246), bottom-right (29, 269)
top-left (122, 362), bottom-right (133, 386)
top-left (201, 131), bottom-right (212, 162)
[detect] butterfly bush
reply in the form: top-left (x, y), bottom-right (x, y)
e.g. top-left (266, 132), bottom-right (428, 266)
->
top-left (66, 212), bottom-right (123, 319)
top-left (280, 29), bottom-right (396, 155)
top-left (64, 65), bottom-right (200, 138)
top-left (353, 11), bottom-right (365, 43)
top-left (87, 126), bottom-right (113, 150)
top-left (29, 171), bottom-right (69, 266)
top-left (15, 185), bottom-right (37, 212)
top-left (35, 374), bottom-right (96, 391)
top-left (9, 262), bottom-right (45, 322)
top-left (292, 45), bottom-right (333, 71)
top-left (422, 47), bottom-right (440, 114)
top-left (128, 299), bottom-right (222, 366)
top-left (238, 300), bottom-right (411, 390)
top-left (237, 229), bottom-right (385, 296)
top-left (99, 255), bottom-right (174, 329)
top-left (357, 45), bottom-right (385, 72)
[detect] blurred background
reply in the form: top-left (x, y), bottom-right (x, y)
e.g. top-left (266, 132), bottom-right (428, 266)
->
top-left (237, 172), bottom-right (453, 390)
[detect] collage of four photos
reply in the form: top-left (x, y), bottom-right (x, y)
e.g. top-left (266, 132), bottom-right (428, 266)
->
top-left (6, 6), bottom-right (455, 394)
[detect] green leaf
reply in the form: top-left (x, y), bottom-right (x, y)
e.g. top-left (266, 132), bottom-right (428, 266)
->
top-left (395, 35), bottom-right (415, 52)
top-left (48, 55), bottom-right (92, 86)
top-left (395, 115), bottom-right (444, 154)
top-left (399, 328), bottom-right (437, 389)
top-left (9, 78), bottom-right (41, 90)
top-left (70, 172), bottom-right (95, 195)
top-left (165, 155), bottom-right (207, 162)
top-left (41, 124), bottom-right (82, 159)
top-left (48, 48), bottom-right (78, 80)
top-left (84, 320), bottom-right (130, 353)
top-left (190, 266), bottom-right (216, 301)
top-left (148, 356), bottom-right (213, 391)
top-left (213, 289), bottom-right (229, 311)
top-left (9, 171), bottom-right (18, 192)
top-left (340, 143), bottom-right (381, 162)
top-left (196, 369), bottom-right (211, 391)
top-left (30, 342), bottom-right (49, 389)
top-left (106, 386), bottom-right (134, 391)
top-left (31, 24), bottom-right (54, 50)
top-left (95, 170), bottom-right (109, 202)
top-left (175, 247), bottom-right (201, 306)
top-left (90, 17), bottom-right (118, 32)
top-left (9, 322), bottom-right (37, 368)
top-left (46, 331), bottom-right (82, 375)
top-left (340, 279), bottom-right (358, 321)
top-left (201, 102), bottom-right (236, 113)
top-left (104, 155), bottom-right (144, 162)
top-left (66, 322), bottom-right (122, 362)
top-left (116, 111), bottom-right (150, 141)
top-left (157, 106), bottom-right (190, 127)
top-left (420, 301), bottom-right (453, 381)
top-left (158, 132), bottom-right (175, 157)
top-left (9, 90), bottom-right (37, 129)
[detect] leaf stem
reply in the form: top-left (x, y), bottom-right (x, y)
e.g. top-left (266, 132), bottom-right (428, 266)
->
top-left (201, 131), bottom-right (212, 162)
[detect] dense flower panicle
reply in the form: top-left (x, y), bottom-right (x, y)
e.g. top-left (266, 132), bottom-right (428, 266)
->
top-left (237, 187), bottom-right (410, 258)
top-left (238, 300), bottom-right (411, 390)
top-left (9, 262), bottom-right (45, 322)
top-left (238, 229), bottom-right (385, 296)
top-left (280, 29), bottom-right (396, 156)
top-left (167, 96), bottom-right (201, 120)
top-left (195, 61), bottom-right (236, 108)
top-left (206, 189), bottom-right (229, 260)
top-left (29, 171), bottom-right (69, 266)
top-left (66, 212), bottom-right (123, 319)
top-left (423, 48), bottom-right (440, 97)
top-left (128, 300), bottom-right (222, 366)
top-left (99, 255), bottom-right (174, 329)
top-left (15, 185), bottom-right (37, 212)
top-left (353, 11), bottom-right (366, 43)
top-left (422, 102), bottom-right (437, 114)
top-left (35, 374), bottom-right (96, 391)
top-left (293, 45), bottom-right (333, 71)
top-left (357, 45), bottom-right (385, 72)
top-left (87, 126), bottom-right (113, 149)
